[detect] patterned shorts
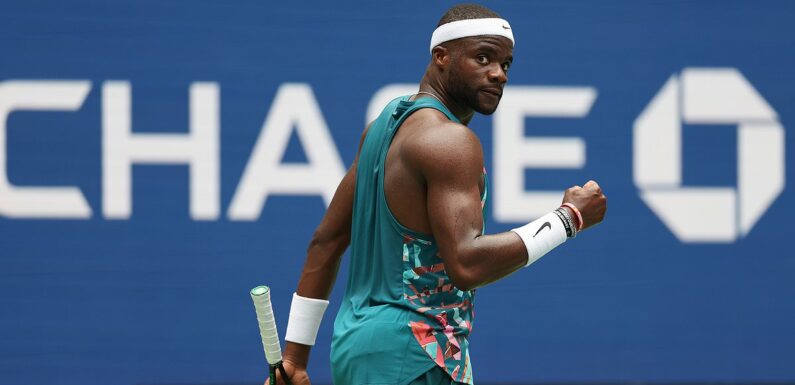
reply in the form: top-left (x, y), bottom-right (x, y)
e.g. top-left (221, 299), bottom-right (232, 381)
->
top-left (407, 366), bottom-right (467, 385)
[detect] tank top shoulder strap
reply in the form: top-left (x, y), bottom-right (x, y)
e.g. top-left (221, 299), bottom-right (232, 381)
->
top-left (389, 96), bottom-right (460, 130)
top-left (377, 96), bottom-right (459, 155)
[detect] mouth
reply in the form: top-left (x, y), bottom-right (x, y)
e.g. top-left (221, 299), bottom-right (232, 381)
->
top-left (481, 88), bottom-right (502, 98)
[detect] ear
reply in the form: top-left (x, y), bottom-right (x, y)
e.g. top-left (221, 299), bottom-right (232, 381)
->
top-left (431, 45), bottom-right (450, 68)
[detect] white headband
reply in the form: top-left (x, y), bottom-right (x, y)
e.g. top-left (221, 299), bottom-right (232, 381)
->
top-left (429, 18), bottom-right (515, 53)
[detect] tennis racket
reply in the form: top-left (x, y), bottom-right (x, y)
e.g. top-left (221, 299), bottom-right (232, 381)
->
top-left (250, 286), bottom-right (293, 385)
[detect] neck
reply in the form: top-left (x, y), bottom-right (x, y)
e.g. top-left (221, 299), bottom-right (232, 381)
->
top-left (418, 73), bottom-right (475, 125)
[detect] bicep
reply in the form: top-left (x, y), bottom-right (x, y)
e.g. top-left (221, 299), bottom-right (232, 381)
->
top-left (426, 174), bottom-right (484, 257)
top-left (418, 128), bottom-right (485, 276)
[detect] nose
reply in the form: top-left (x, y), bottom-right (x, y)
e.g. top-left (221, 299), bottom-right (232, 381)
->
top-left (488, 63), bottom-right (507, 84)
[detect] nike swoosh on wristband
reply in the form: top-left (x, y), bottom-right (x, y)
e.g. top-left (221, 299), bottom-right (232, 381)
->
top-left (533, 222), bottom-right (551, 237)
top-left (502, 25), bottom-right (511, 29)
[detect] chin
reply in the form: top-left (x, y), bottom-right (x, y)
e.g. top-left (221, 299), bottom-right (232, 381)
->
top-left (475, 103), bottom-right (500, 115)
top-left (472, 94), bottom-right (501, 115)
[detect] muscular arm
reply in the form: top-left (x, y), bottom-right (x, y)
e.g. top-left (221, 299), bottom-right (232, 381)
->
top-left (415, 123), bottom-right (529, 291)
top-left (281, 125), bottom-right (369, 370)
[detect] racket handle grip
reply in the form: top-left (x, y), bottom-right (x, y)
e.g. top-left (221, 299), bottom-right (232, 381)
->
top-left (251, 286), bottom-right (283, 364)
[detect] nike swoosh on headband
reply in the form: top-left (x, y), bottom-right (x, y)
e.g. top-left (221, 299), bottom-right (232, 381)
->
top-left (429, 18), bottom-right (515, 53)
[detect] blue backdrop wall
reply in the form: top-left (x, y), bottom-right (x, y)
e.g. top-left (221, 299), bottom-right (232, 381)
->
top-left (1, 1), bottom-right (793, 384)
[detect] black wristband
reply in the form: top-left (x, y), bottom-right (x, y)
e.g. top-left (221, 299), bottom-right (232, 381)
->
top-left (553, 208), bottom-right (573, 238)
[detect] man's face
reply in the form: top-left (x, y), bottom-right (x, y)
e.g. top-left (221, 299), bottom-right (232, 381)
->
top-left (445, 35), bottom-right (513, 115)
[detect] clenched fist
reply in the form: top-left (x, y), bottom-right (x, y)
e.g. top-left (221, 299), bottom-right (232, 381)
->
top-left (562, 180), bottom-right (607, 231)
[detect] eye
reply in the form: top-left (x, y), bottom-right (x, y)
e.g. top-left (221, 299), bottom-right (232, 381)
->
top-left (502, 62), bottom-right (511, 72)
top-left (476, 55), bottom-right (488, 64)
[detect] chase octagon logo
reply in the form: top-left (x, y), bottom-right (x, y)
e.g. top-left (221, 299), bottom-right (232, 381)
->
top-left (634, 68), bottom-right (785, 243)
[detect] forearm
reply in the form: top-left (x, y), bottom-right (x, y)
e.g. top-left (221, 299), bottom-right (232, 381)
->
top-left (453, 207), bottom-right (578, 290)
top-left (293, 160), bottom-right (355, 301)
top-left (296, 234), bottom-right (348, 299)
top-left (283, 234), bottom-right (348, 368)
top-left (452, 231), bottom-right (527, 290)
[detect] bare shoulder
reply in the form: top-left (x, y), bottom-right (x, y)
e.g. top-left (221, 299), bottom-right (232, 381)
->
top-left (399, 108), bottom-right (484, 181)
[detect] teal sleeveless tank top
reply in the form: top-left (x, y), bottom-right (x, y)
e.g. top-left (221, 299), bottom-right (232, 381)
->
top-left (331, 96), bottom-right (487, 385)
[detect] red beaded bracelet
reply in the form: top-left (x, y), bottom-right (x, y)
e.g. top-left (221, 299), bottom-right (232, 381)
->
top-left (561, 203), bottom-right (584, 231)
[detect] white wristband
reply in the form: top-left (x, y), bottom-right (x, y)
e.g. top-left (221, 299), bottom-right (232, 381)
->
top-left (284, 293), bottom-right (329, 346)
top-left (511, 211), bottom-right (568, 267)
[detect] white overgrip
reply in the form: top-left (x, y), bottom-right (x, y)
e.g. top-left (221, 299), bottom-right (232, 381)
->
top-left (251, 286), bottom-right (283, 365)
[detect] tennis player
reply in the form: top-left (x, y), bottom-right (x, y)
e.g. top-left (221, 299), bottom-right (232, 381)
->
top-left (267, 4), bottom-right (607, 385)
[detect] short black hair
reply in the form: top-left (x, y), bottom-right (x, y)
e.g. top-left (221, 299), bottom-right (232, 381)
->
top-left (437, 3), bottom-right (502, 27)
